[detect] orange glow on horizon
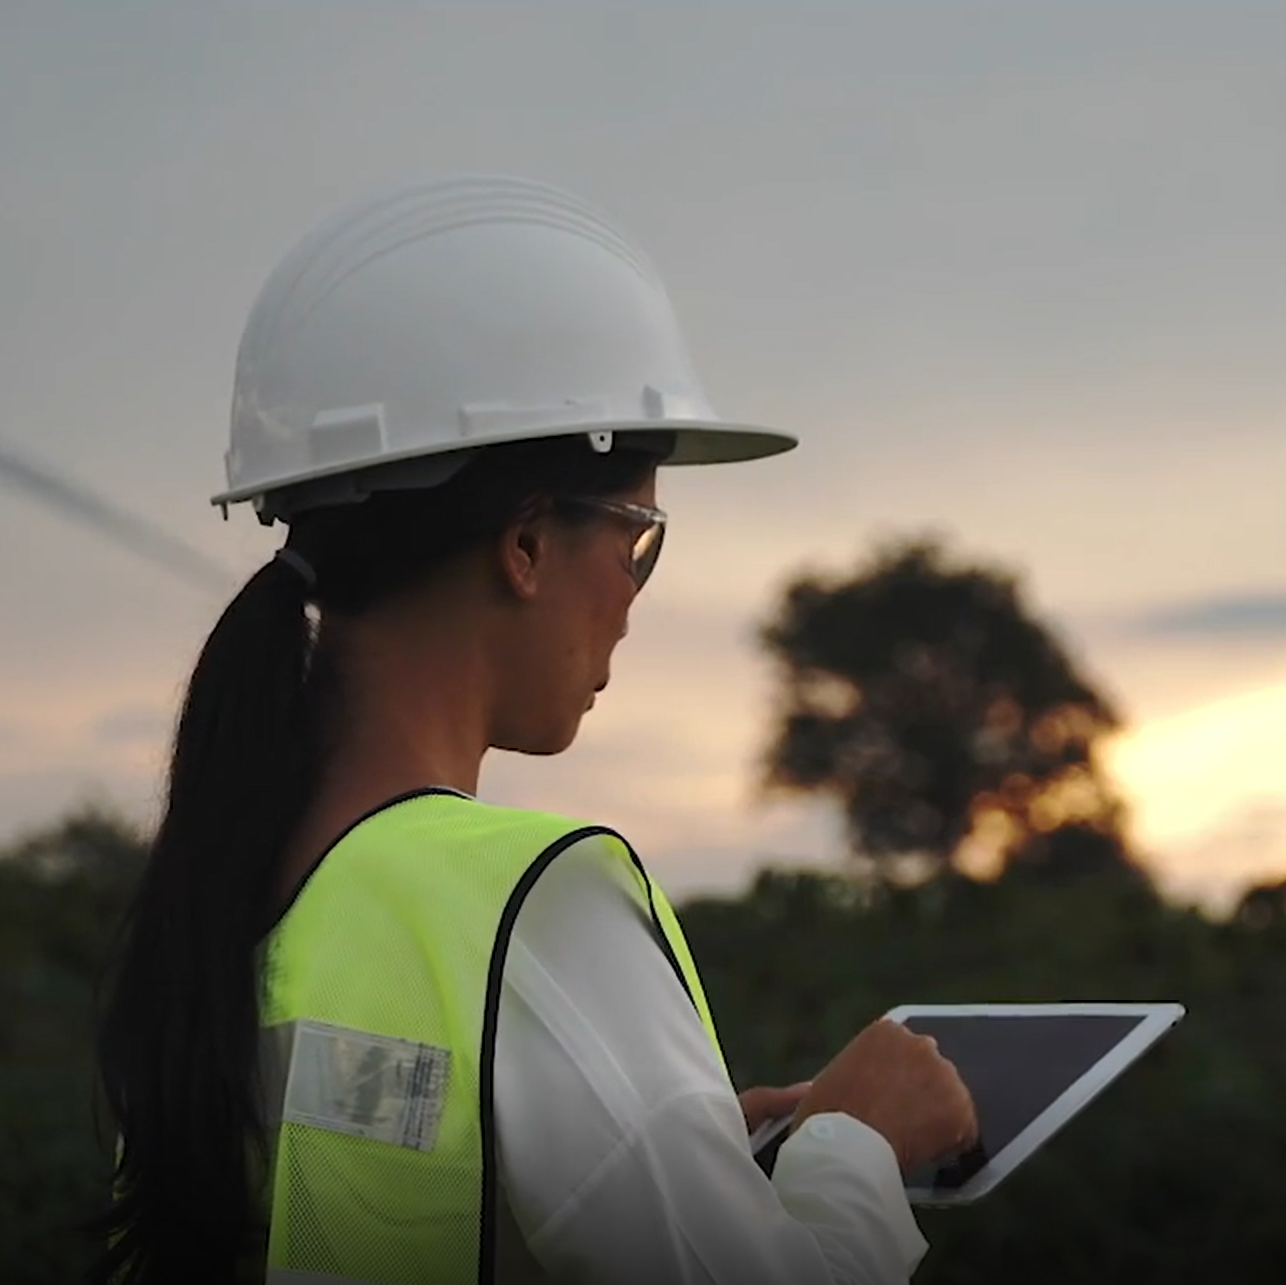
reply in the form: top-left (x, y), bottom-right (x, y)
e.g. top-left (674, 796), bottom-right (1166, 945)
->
top-left (1106, 676), bottom-right (1286, 907)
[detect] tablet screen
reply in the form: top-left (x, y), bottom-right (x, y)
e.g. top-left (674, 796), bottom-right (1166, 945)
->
top-left (902, 1012), bottom-right (1147, 1190)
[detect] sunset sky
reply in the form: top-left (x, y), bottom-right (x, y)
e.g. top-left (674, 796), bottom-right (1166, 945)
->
top-left (2, 3), bottom-right (1284, 913)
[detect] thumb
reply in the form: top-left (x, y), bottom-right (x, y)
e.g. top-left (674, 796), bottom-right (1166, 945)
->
top-left (739, 1082), bottom-right (814, 1132)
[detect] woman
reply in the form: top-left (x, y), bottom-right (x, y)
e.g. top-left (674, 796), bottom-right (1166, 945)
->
top-left (95, 176), bottom-right (975, 1285)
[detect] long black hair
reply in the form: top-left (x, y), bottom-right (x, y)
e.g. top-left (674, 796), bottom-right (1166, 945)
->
top-left (92, 434), bottom-right (667, 1284)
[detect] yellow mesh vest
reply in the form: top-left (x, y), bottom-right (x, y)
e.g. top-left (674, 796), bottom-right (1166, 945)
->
top-left (258, 790), bottom-right (726, 1285)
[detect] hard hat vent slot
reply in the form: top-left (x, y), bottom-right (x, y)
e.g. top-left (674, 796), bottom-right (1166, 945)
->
top-left (458, 400), bottom-right (609, 437)
top-left (309, 405), bottom-right (387, 468)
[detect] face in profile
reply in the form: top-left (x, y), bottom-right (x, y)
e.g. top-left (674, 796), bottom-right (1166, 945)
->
top-left (492, 472), bottom-right (662, 756)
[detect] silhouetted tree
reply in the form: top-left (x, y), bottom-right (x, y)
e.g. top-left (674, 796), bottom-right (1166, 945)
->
top-left (759, 536), bottom-right (1127, 877)
top-left (0, 806), bottom-right (147, 1284)
top-left (1006, 819), bottom-right (1151, 888)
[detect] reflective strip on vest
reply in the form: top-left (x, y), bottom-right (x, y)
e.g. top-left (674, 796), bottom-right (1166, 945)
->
top-left (259, 791), bottom-right (725, 1285)
top-left (261, 1019), bottom-right (452, 1153)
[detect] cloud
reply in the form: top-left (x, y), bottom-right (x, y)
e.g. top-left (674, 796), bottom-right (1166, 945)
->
top-left (1126, 592), bottom-right (1286, 641)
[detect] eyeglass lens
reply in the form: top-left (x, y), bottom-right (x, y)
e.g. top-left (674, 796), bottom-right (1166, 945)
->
top-left (632, 522), bottom-right (665, 588)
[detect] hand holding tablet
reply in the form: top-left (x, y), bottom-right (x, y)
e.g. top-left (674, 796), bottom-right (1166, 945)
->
top-left (751, 1002), bottom-right (1185, 1206)
top-left (785, 1018), bottom-right (979, 1175)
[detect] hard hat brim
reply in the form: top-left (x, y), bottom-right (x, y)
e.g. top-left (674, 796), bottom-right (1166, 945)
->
top-left (662, 423), bottom-right (798, 467)
top-left (209, 420), bottom-right (797, 509)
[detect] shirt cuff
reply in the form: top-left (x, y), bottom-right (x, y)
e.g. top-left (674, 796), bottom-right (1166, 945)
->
top-left (772, 1112), bottom-right (929, 1275)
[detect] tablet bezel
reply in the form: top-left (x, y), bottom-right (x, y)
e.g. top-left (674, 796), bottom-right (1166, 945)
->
top-left (886, 1001), bottom-right (1185, 1205)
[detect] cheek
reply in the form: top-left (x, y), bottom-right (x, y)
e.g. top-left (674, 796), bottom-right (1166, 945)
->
top-left (549, 589), bottom-right (631, 705)
top-left (545, 545), bottom-right (637, 691)
top-left (573, 551), bottom-right (633, 645)
top-left (592, 579), bottom-right (634, 652)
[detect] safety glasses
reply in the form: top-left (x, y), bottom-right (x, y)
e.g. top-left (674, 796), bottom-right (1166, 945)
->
top-left (557, 497), bottom-right (667, 589)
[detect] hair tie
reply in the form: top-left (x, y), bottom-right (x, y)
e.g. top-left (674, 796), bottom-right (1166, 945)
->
top-left (274, 547), bottom-right (318, 590)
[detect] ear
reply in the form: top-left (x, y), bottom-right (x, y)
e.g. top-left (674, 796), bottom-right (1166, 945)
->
top-left (496, 509), bottom-right (553, 602)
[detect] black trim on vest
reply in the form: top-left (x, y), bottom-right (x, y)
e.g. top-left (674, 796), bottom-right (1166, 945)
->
top-left (268, 786), bottom-right (474, 932)
top-left (476, 825), bottom-right (702, 1285)
top-left (624, 846), bottom-right (700, 1012)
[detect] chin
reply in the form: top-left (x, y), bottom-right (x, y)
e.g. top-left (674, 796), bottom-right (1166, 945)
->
top-left (498, 716), bottom-right (585, 758)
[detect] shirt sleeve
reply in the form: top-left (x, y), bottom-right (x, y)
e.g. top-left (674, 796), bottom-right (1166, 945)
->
top-left (493, 833), bottom-right (928, 1284)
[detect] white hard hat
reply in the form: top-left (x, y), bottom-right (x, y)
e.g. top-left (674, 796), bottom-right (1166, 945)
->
top-left (213, 175), bottom-right (796, 522)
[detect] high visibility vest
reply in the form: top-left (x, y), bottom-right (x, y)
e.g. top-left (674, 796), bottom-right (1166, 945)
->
top-left (258, 789), bottom-right (727, 1285)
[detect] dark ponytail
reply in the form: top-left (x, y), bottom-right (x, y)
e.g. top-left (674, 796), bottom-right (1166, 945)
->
top-left (91, 434), bottom-right (669, 1283)
top-left (94, 556), bottom-right (325, 1282)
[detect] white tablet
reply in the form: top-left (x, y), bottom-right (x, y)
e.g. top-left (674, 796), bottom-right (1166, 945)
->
top-left (750, 1002), bottom-right (1184, 1206)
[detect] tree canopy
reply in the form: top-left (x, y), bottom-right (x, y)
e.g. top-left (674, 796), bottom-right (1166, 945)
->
top-left (0, 808), bottom-right (146, 1284)
top-left (760, 537), bottom-right (1131, 880)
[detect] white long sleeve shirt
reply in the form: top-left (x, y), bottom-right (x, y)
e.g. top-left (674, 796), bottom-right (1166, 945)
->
top-left (491, 831), bottom-right (928, 1283)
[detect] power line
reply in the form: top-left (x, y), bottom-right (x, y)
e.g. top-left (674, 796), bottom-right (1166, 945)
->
top-left (0, 440), bottom-right (234, 595)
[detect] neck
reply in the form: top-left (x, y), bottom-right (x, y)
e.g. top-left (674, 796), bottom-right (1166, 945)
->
top-left (274, 588), bottom-right (500, 905)
top-left (321, 613), bottom-right (495, 802)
